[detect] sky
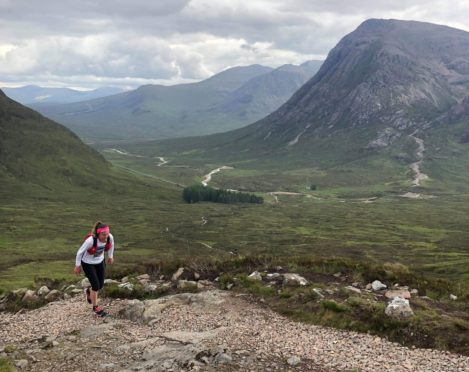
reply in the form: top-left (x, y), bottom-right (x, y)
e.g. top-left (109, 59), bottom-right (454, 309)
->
top-left (1, 0), bottom-right (469, 90)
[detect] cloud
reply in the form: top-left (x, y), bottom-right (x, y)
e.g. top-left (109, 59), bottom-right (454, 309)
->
top-left (0, 0), bottom-right (468, 89)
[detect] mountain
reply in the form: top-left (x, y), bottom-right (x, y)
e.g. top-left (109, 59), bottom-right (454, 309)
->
top-left (31, 62), bottom-right (322, 142)
top-left (0, 88), bottom-right (112, 195)
top-left (2, 85), bottom-right (125, 105)
top-left (125, 19), bottom-right (469, 189)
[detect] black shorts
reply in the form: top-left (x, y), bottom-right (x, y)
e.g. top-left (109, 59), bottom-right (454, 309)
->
top-left (81, 260), bottom-right (105, 291)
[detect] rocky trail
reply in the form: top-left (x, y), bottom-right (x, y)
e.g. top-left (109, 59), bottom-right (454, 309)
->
top-left (1, 272), bottom-right (469, 372)
top-left (409, 135), bottom-right (429, 187)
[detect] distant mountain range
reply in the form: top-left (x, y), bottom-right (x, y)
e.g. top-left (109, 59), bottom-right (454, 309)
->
top-left (30, 61), bottom-right (322, 142)
top-left (2, 85), bottom-right (125, 105)
top-left (126, 19), bottom-right (469, 190)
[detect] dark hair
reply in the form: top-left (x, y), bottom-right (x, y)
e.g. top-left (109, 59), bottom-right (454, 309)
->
top-left (91, 221), bottom-right (108, 237)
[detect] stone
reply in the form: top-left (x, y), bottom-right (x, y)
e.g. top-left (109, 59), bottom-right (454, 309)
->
top-left (172, 267), bottom-right (187, 281)
top-left (282, 273), bottom-right (308, 286)
top-left (81, 278), bottom-right (91, 288)
top-left (194, 272), bottom-right (200, 280)
top-left (248, 271), bottom-right (262, 281)
top-left (144, 283), bottom-right (158, 292)
top-left (287, 356), bottom-right (301, 366)
top-left (70, 289), bottom-right (84, 296)
top-left (214, 352), bottom-right (232, 364)
top-left (22, 289), bottom-right (39, 303)
top-left (197, 280), bottom-right (213, 290)
top-left (450, 294), bottom-right (458, 300)
top-left (137, 274), bottom-right (150, 281)
top-left (266, 273), bottom-right (281, 280)
top-left (410, 288), bottom-right (419, 296)
top-left (385, 296), bottom-right (414, 318)
top-left (104, 279), bottom-right (119, 285)
top-left (225, 283), bottom-right (234, 290)
top-left (99, 363), bottom-right (116, 371)
top-left (371, 280), bottom-right (387, 291)
top-left (45, 289), bottom-right (62, 302)
top-left (119, 299), bottom-right (145, 322)
top-left (15, 359), bottom-right (29, 369)
top-left (365, 283), bottom-right (372, 290)
top-left (118, 282), bottom-right (134, 291)
top-left (177, 280), bottom-right (197, 289)
top-left (313, 288), bottom-right (325, 298)
top-left (65, 285), bottom-right (77, 292)
top-left (121, 276), bottom-right (129, 283)
top-left (11, 288), bottom-right (28, 298)
top-left (345, 285), bottom-right (362, 294)
top-left (333, 272), bottom-right (342, 277)
top-left (37, 286), bottom-right (50, 296)
top-left (385, 289), bottom-right (411, 299)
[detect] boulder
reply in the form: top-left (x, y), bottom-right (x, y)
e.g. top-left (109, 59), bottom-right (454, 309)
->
top-left (385, 296), bottom-right (414, 318)
top-left (371, 280), bottom-right (387, 291)
top-left (80, 278), bottom-right (91, 288)
top-left (385, 289), bottom-right (411, 299)
top-left (248, 271), bottom-right (262, 281)
top-left (22, 289), bottom-right (39, 303)
top-left (45, 289), bottom-right (62, 302)
top-left (37, 286), bottom-right (50, 296)
top-left (282, 273), bottom-right (308, 286)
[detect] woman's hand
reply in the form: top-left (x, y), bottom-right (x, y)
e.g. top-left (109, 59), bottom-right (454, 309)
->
top-left (107, 257), bottom-right (114, 265)
top-left (73, 266), bottom-right (81, 275)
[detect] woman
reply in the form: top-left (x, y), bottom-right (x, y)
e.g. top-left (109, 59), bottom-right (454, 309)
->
top-left (74, 221), bottom-right (115, 316)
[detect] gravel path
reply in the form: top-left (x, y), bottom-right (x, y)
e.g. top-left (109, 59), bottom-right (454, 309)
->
top-left (1, 290), bottom-right (468, 371)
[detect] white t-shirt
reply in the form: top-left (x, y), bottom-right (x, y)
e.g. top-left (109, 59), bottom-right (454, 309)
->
top-left (75, 233), bottom-right (114, 266)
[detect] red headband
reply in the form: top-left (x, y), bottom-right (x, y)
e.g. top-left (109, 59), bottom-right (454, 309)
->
top-left (97, 226), bottom-right (110, 234)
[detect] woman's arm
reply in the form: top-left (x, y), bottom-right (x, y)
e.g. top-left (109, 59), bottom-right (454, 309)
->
top-left (107, 234), bottom-right (115, 264)
top-left (75, 237), bottom-right (93, 267)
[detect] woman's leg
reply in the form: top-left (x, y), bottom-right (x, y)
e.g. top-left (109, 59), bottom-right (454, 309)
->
top-left (81, 261), bottom-right (100, 306)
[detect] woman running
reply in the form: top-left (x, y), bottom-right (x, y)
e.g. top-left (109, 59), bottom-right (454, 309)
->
top-left (74, 221), bottom-right (114, 316)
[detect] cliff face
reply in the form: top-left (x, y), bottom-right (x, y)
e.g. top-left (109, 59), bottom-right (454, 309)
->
top-left (251, 19), bottom-right (469, 149)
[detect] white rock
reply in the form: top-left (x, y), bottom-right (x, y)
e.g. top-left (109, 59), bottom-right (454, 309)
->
top-left (118, 282), bottom-right (134, 291)
top-left (137, 274), bottom-right (150, 281)
top-left (410, 288), bottom-right (419, 296)
top-left (248, 271), bottom-right (262, 281)
top-left (16, 359), bottom-right (29, 369)
top-left (450, 294), bottom-right (458, 300)
top-left (172, 267), bottom-right (186, 281)
top-left (345, 285), bottom-right (362, 294)
top-left (22, 289), bottom-right (39, 303)
top-left (266, 273), bottom-right (281, 280)
top-left (371, 280), bottom-right (387, 291)
top-left (385, 296), bottom-right (414, 318)
top-left (287, 356), bottom-right (301, 366)
top-left (37, 286), bottom-right (50, 296)
top-left (385, 289), bottom-right (411, 299)
top-left (104, 279), bottom-right (119, 285)
top-left (45, 290), bottom-right (62, 302)
top-left (81, 278), bottom-right (91, 288)
top-left (121, 276), bottom-right (129, 283)
top-left (177, 280), bottom-right (197, 289)
top-left (282, 273), bottom-right (308, 286)
top-left (313, 288), bottom-right (325, 298)
top-left (144, 283), bottom-right (158, 292)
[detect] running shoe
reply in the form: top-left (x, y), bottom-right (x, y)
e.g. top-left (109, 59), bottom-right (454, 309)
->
top-left (93, 305), bottom-right (108, 317)
top-left (84, 288), bottom-right (92, 304)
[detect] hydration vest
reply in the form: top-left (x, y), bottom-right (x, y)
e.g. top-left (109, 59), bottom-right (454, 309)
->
top-left (83, 233), bottom-right (112, 255)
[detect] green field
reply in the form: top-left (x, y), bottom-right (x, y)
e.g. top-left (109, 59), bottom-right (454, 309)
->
top-left (2, 123), bottom-right (469, 291)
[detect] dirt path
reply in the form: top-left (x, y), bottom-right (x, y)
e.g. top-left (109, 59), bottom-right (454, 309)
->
top-left (201, 166), bottom-right (234, 187)
top-left (1, 290), bottom-right (468, 371)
